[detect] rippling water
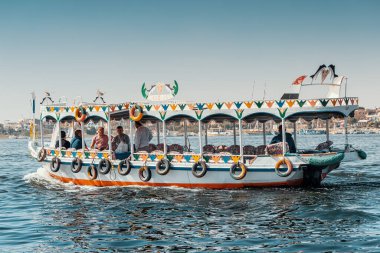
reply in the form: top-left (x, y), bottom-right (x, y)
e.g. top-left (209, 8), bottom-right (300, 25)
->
top-left (0, 135), bottom-right (379, 252)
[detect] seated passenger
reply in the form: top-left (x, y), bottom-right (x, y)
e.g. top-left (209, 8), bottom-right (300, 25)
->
top-left (90, 126), bottom-right (109, 151)
top-left (70, 130), bottom-right (85, 150)
top-left (55, 131), bottom-right (70, 149)
top-left (134, 121), bottom-right (153, 152)
top-left (112, 126), bottom-right (131, 159)
top-left (270, 125), bottom-right (296, 153)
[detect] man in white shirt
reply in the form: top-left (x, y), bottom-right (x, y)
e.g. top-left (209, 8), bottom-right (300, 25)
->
top-left (134, 121), bottom-right (153, 152)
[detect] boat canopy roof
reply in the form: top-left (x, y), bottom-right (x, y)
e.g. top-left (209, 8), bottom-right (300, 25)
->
top-left (39, 97), bottom-right (359, 123)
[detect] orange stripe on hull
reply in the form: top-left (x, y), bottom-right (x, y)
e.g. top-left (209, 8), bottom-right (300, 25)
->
top-left (49, 173), bottom-right (303, 189)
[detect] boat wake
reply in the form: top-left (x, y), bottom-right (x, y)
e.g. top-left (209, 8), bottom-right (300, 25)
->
top-left (23, 167), bottom-right (97, 192)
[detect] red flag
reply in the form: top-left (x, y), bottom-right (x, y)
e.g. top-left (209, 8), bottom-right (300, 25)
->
top-left (292, 75), bottom-right (307, 85)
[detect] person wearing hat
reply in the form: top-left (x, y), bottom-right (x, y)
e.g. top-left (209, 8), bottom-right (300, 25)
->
top-left (55, 131), bottom-right (70, 149)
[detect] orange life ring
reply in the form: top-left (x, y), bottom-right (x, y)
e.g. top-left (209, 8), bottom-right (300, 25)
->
top-left (130, 105), bottom-right (143, 121)
top-left (230, 162), bottom-right (247, 180)
top-left (274, 157), bottom-right (293, 177)
top-left (74, 107), bottom-right (87, 122)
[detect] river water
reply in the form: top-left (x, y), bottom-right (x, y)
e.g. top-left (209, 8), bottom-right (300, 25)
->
top-left (0, 134), bottom-right (379, 252)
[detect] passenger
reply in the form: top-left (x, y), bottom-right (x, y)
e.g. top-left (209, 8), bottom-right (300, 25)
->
top-left (112, 126), bottom-right (131, 159)
top-left (134, 121), bottom-right (153, 152)
top-left (270, 125), bottom-right (296, 153)
top-left (55, 131), bottom-right (70, 149)
top-left (70, 130), bottom-right (85, 150)
top-left (90, 126), bottom-right (109, 151)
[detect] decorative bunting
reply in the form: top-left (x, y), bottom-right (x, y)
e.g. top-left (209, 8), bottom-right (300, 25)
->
top-left (286, 100), bottom-right (295, 108)
top-left (308, 100), bottom-right (317, 107)
top-left (255, 101), bottom-right (264, 108)
top-left (215, 102), bottom-right (223, 110)
top-left (320, 99), bottom-right (329, 107)
top-left (231, 155), bottom-right (240, 163)
top-left (234, 102), bottom-right (243, 109)
top-left (275, 100), bottom-right (285, 108)
top-left (211, 155), bottom-right (221, 163)
top-left (297, 100), bottom-right (306, 107)
top-left (196, 103), bottom-right (205, 110)
top-left (192, 154), bottom-right (201, 163)
top-left (266, 101), bottom-right (274, 108)
top-left (278, 108), bottom-right (288, 118)
top-left (206, 103), bottom-right (214, 110)
top-left (195, 110), bottom-right (203, 120)
top-left (244, 101), bottom-right (254, 108)
top-left (235, 109), bottom-right (244, 119)
top-left (184, 154), bottom-right (192, 163)
top-left (225, 102), bottom-right (233, 109)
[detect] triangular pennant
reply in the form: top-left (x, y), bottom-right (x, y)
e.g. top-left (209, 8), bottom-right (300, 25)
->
top-left (206, 103), bottom-right (214, 110)
top-left (308, 100), bottom-right (317, 107)
top-left (184, 154), bottom-right (192, 162)
top-left (297, 100), bottom-right (306, 107)
top-left (212, 155), bottom-right (221, 163)
top-left (275, 100), bottom-right (285, 108)
top-left (265, 101), bottom-right (274, 108)
top-left (179, 104), bottom-right (187, 111)
top-left (195, 110), bottom-right (203, 120)
top-left (235, 109), bottom-right (244, 119)
top-left (278, 108), bottom-right (288, 118)
top-left (231, 155), bottom-right (240, 163)
top-left (203, 155), bottom-right (210, 163)
top-left (255, 101), bottom-right (264, 108)
top-left (215, 102), bottom-right (223, 110)
top-left (192, 154), bottom-right (201, 163)
top-left (162, 104), bottom-right (169, 111)
top-left (175, 155), bottom-right (183, 162)
top-left (225, 102), bottom-right (233, 109)
top-left (234, 102), bottom-right (243, 109)
top-left (286, 100), bottom-right (295, 108)
top-left (133, 154), bottom-right (140, 160)
top-left (244, 101), bottom-right (254, 108)
top-left (221, 156), bottom-right (230, 163)
top-left (149, 154), bottom-right (157, 161)
top-left (145, 105), bottom-right (152, 111)
top-left (196, 103), bottom-right (205, 110)
top-left (320, 99), bottom-right (329, 107)
top-left (159, 111), bottom-right (167, 120)
top-left (170, 104), bottom-right (177, 111)
top-left (167, 154), bottom-right (174, 162)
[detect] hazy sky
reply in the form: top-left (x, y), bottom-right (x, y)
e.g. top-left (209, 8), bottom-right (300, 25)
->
top-left (0, 0), bottom-right (379, 121)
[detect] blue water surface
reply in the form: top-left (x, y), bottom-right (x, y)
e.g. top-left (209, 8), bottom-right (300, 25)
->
top-left (0, 134), bottom-right (379, 252)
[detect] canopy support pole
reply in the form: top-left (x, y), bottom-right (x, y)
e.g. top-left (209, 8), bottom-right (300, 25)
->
top-left (238, 119), bottom-right (243, 160)
top-left (184, 120), bottom-right (188, 151)
top-left (156, 121), bottom-right (160, 144)
top-left (293, 121), bottom-right (297, 149)
top-left (163, 120), bottom-right (167, 155)
top-left (58, 121), bottom-right (62, 149)
top-left (39, 118), bottom-right (44, 147)
top-left (281, 119), bottom-right (286, 156)
top-left (205, 123), bottom-right (208, 145)
top-left (233, 122), bottom-right (237, 146)
top-left (198, 120), bottom-right (203, 155)
top-left (326, 119), bottom-right (330, 142)
top-left (262, 122), bottom-right (266, 145)
top-left (130, 120), bottom-right (134, 160)
top-left (81, 122), bottom-right (85, 151)
top-left (107, 113), bottom-right (112, 157)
